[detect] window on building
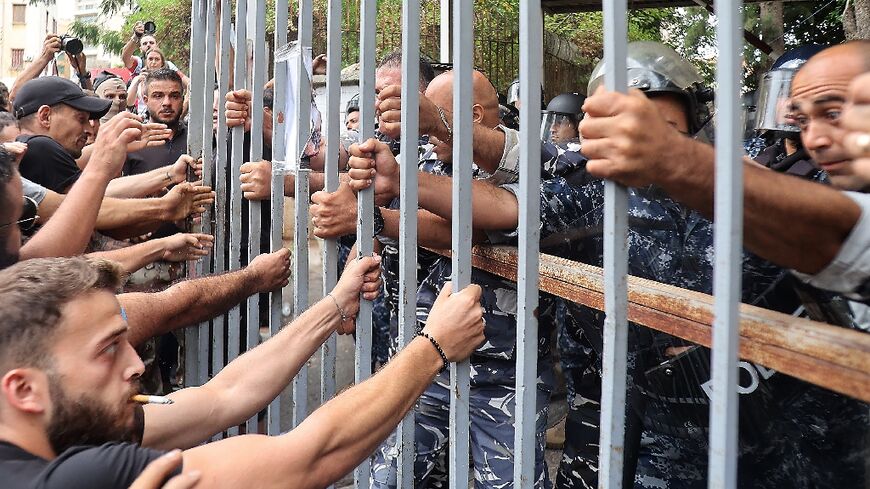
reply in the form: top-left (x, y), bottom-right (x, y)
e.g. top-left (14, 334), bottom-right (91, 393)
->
top-left (12, 4), bottom-right (25, 24)
top-left (11, 49), bottom-right (24, 70)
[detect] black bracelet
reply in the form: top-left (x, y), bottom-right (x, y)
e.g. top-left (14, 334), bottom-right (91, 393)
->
top-left (417, 331), bottom-right (449, 373)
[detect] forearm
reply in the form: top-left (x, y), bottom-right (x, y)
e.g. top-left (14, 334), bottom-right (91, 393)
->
top-left (76, 144), bottom-right (93, 167)
top-left (658, 141), bottom-right (859, 273)
top-left (143, 297), bottom-right (341, 450)
top-left (88, 239), bottom-right (165, 274)
top-left (96, 196), bottom-right (169, 231)
top-left (291, 337), bottom-right (441, 488)
top-left (282, 172), bottom-right (327, 198)
top-left (10, 56), bottom-right (50, 102)
top-left (20, 170), bottom-right (110, 259)
top-left (120, 267), bottom-right (259, 346)
top-left (127, 80), bottom-right (141, 106)
top-left (417, 172), bottom-right (519, 230)
top-left (122, 37), bottom-right (138, 68)
top-left (381, 208), bottom-right (453, 249)
top-left (471, 124), bottom-right (506, 174)
top-left (105, 167), bottom-right (173, 198)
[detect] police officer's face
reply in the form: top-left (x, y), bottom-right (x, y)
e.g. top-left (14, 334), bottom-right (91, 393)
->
top-left (550, 117), bottom-right (579, 143)
top-left (346, 110), bottom-right (360, 131)
top-left (790, 50), bottom-right (866, 191)
top-left (649, 94), bottom-right (690, 135)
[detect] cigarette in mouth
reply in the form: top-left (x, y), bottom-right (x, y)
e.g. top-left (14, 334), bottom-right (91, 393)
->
top-left (131, 394), bottom-right (174, 405)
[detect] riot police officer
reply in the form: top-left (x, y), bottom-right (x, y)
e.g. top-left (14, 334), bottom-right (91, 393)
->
top-left (541, 93), bottom-right (585, 144)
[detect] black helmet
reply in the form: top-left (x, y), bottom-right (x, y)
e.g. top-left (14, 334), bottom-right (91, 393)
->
top-left (545, 92), bottom-right (585, 117)
top-left (587, 41), bottom-right (714, 135)
top-left (346, 93), bottom-right (359, 114)
top-left (755, 45), bottom-right (827, 134)
top-left (541, 93), bottom-right (585, 144)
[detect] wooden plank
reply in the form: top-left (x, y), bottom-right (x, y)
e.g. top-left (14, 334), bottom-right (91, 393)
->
top-left (430, 245), bottom-right (870, 403)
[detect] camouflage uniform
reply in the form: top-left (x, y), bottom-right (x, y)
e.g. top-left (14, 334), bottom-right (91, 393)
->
top-left (372, 129), bottom-right (556, 489)
top-left (499, 143), bottom-right (868, 488)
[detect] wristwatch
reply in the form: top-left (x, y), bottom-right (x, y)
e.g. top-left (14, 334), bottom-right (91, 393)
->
top-left (373, 206), bottom-right (385, 238)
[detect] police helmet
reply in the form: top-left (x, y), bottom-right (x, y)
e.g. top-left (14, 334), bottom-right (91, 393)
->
top-left (346, 93), bottom-right (360, 114)
top-left (754, 45), bottom-right (827, 134)
top-left (541, 92), bottom-right (585, 144)
top-left (506, 78), bottom-right (520, 107)
top-left (587, 41), bottom-right (714, 135)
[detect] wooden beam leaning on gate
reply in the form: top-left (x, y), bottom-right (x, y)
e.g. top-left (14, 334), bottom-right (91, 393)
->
top-left (430, 245), bottom-right (870, 403)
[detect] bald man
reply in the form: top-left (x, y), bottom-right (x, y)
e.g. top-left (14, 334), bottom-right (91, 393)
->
top-left (376, 69), bottom-right (522, 185)
top-left (96, 78), bottom-right (129, 124)
top-left (363, 69), bottom-right (555, 489)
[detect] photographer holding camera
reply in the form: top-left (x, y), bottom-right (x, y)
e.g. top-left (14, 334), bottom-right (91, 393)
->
top-left (122, 21), bottom-right (185, 79)
top-left (9, 34), bottom-right (92, 104)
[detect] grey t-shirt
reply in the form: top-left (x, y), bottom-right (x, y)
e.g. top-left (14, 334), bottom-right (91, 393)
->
top-left (21, 177), bottom-right (47, 205)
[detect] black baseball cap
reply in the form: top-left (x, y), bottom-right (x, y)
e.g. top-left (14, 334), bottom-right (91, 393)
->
top-left (13, 76), bottom-right (112, 120)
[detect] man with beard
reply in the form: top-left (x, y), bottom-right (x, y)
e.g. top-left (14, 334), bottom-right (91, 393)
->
top-left (0, 251), bottom-right (484, 488)
top-left (125, 68), bottom-right (189, 176)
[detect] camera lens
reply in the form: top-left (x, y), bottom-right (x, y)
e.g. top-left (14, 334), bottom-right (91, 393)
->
top-left (62, 37), bottom-right (84, 56)
top-left (143, 21), bottom-right (156, 34)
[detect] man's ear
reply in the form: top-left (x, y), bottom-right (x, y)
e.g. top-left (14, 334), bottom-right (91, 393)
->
top-left (35, 105), bottom-right (53, 129)
top-left (1, 368), bottom-right (50, 415)
top-left (471, 104), bottom-right (484, 124)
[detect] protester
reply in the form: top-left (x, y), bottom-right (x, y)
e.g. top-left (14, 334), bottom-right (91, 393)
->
top-left (122, 22), bottom-right (184, 78)
top-left (0, 252), bottom-right (484, 488)
top-left (96, 76), bottom-right (132, 123)
top-left (128, 51), bottom-right (190, 116)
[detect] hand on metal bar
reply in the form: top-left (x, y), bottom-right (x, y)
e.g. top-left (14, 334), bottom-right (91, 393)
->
top-left (170, 155), bottom-right (204, 183)
top-left (158, 232), bottom-right (215, 262)
top-left (345, 138), bottom-right (400, 205)
top-left (225, 89), bottom-right (252, 131)
top-left (580, 87), bottom-right (688, 189)
top-left (246, 248), bottom-right (292, 292)
top-left (239, 160), bottom-right (273, 200)
top-left (843, 73), bottom-right (870, 176)
top-left (310, 181), bottom-right (357, 239)
top-left (375, 84), bottom-right (444, 141)
top-left (421, 282), bottom-right (485, 362)
top-left (328, 255), bottom-right (383, 334)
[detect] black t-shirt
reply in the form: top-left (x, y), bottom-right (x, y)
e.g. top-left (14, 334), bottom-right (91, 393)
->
top-left (0, 441), bottom-right (180, 488)
top-left (17, 135), bottom-right (82, 194)
top-left (124, 123), bottom-right (189, 176)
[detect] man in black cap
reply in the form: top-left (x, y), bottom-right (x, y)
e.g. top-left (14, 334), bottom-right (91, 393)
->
top-left (15, 76), bottom-right (200, 199)
top-left (15, 76), bottom-right (112, 193)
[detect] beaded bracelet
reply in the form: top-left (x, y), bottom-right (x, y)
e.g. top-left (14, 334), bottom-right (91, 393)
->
top-left (417, 331), bottom-right (449, 373)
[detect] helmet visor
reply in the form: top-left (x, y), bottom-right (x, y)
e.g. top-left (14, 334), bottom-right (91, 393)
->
top-left (541, 112), bottom-right (580, 144)
top-left (755, 69), bottom-right (799, 133)
top-left (507, 81), bottom-right (520, 107)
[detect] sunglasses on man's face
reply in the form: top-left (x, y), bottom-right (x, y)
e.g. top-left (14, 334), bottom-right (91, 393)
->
top-left (0, 196), bottom-right (39, 232)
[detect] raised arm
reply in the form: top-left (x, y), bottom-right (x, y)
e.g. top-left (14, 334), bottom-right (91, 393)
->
top-left (179, 281), bottom-right (484, 489)
top-left (127, 74), bottom-right (145, 108)
top-left (118, 248), bottom-right (291, 347)
top-left (142, 256), bottom-right (381, 450)
top-left (122, 22), bottom-right (145, 71)
top-left (20, 113), bottom-right (144, 260)
top-left (10, 35), bottom-right (61, 103)
top-left (579, 88), bottom-right (859, 274)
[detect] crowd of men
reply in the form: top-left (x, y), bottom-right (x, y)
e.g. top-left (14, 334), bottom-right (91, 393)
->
top-left (0, 13), bottom-right (867, 489)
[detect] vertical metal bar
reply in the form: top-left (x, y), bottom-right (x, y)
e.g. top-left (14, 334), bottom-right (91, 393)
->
top-left (397, 0), bottom-right (420, 485)
top-left (212, 0), bottom-right (232, 401)
top-left (439, 0), bottom-right (450, 62)
top-left (354, 0), bottom-right (376, 486)
top-left (185, 0), bottom-right (206, 388)
top-left (226, 0), bottom-right (248, 436)
top-left (197, 0), bottom-right (218, 389)
top-left (449, 0), bottom-right (473, 487)
top-left (321, 0), bottom-right (342, 409)
top-left (242, 0), bottom-right (267, 435)
top-left (598, 0), bottom-right (629, 487)
top-left (514, 1), bottom-right (542, 486)
top-left (268, 0), bottom-right (289, 437)
top-left (291, 0), bottom-right (313, 429)
top-left (709, 1), bottom-right (743, 487)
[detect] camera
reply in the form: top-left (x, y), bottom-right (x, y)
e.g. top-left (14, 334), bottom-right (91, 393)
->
top-left (59, 35), bottom-right (83, 56)
top-left (143, 21), bottom-right (157, 35)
